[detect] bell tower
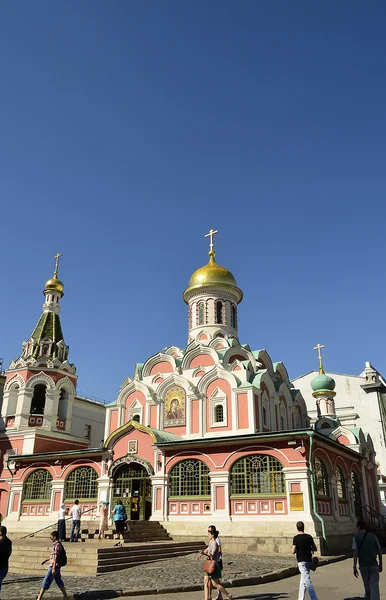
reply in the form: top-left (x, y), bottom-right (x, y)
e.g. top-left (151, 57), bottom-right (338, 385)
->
top-left (183, 229), bottom-right (243, 344)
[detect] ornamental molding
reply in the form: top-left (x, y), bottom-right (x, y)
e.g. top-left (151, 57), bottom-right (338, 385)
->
top-left (142, 352), bottom-right (176, 378)
top-left (109, 454), bottom-right (154, 477)
top-left (25, 372), bottom-right (55, 390)
top-left (117, 379), bottom-right (153, 407)
top-left (185, 287), bottom-right (240, 303)
top-left (4, 373), bottom-right (25, 391)
top-left (181, 345), bottom-right (218, 371)
top-left (55, 376), bottom-right (76, 396)
top-left (197, 365), bottom-right (238, 395)
top-left (208, 337), bottom-right (231, 351)
top-left (157, 373), bottom-right (194, 399)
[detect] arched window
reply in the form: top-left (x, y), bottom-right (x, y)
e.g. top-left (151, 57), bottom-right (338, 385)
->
top-left (133, 414), bottom-right (140, 423)
top-left (64, 467), bottom-right (98, 500)
top-left (351, 471), bottom-right (362, 519)
top-left (314, 457), bottom-right (329, 497)
top-left (216, 301), bottom-right (223, 324)
top-left (24, 469), bottom-right (52, 500)
top-left (215, 404), bottom-right (224, 423)
top-left (169, 459), bottom-right (210, 497)
top-left (230, 454), bottom-right (285, 495)
top-left (231, 305), bottom-right (237, 328)
top-left (31, 384), bottom-right (46, 415)
top-left (198, 303), bottom-right (205, 325)
top-left (58, 388), bottom-right (69, 420)
top-left (336, 466), bottom-right (346, 500)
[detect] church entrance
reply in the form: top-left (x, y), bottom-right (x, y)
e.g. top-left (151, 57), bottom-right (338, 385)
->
top-left (112, 463), bottom-right (152, 520)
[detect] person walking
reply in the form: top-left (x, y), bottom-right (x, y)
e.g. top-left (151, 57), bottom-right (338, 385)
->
top-left (98, 501), bottom-right (109, 540)
top-left (69, 499), bottom-right (81, 542)
top-left (291, 520), bottom-right (318, 600)
top-left (353, 519), bottom-right (382, 600)
top-left (112, 499), bottom-right (126, 540)
top-left (37, 530), bottom-right (69, 600)
top-left (57, 503), bottom-right (66, 542)
top-left (0, 526), bottom-right (12, 598)
top-left (197, 525), bottom-right (232, 600)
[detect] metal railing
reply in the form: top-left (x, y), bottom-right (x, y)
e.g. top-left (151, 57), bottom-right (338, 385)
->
top-left (21, 506), bottom-right (97, 539)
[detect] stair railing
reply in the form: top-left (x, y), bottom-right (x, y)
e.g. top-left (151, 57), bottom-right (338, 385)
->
top-left (20, 506), bottom-right (97, 539)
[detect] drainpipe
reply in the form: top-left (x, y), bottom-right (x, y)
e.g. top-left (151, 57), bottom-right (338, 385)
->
top-left (308, 431), bottom-right (328, 551)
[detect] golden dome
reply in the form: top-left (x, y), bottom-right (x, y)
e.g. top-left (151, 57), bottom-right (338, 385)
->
top-left (44, 273), bottom-right (64, 297)
top-left (183, 252), bottom-right (243, 303)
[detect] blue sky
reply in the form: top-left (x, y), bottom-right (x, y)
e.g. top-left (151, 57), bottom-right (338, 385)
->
top-left (1, 1), bottom-right (386, 403)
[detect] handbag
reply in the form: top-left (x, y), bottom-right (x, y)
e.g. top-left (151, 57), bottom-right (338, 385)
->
top-left (202, 559), bottom-right (216, 574)
top-left (310, 556), bottom-right (319, 571)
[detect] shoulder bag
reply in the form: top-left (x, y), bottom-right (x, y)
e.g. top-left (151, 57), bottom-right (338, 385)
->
top-left (203, 558), bottom-right (216, 574)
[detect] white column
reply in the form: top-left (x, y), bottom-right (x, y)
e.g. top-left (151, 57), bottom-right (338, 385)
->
top-left (283, 467), bottom-right (315, 527)
top-left (151, 475), bottom-right (168, 521)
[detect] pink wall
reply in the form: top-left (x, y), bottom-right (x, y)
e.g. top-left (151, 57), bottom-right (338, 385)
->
top-left (254, 394), bottom-right (259, 430)
top-left (237, 393), bottom-right (249, 428)
top-left (110, 410), bottom-right (118, 433)
top-left (156, 488), bottom-right (162, 511)
top-left (215, 486), bottom-right (225, 510)
top-left (54, 491), bottom-right (61, 511)
top-left (192, 399), bottom-right (199, 434)
top-left (190, 354), bottom-right (215, 368)
top-left (150, 361), bottom-right (174, 375)
top-left (12, 493), bottom-right (20, 512)
top-left (150, 405), bottom-right (157, 429)
top-left (112, 428), bottom-right (155, 466)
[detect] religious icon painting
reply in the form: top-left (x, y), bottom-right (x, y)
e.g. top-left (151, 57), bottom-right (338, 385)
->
top-left (164, 386), bottom-right (186, 427)
top-left (128, 440), bottom-right (138, 454)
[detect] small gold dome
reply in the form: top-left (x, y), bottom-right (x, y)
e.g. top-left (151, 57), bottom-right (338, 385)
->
top-left (44, 273), bottom-right (64, 297)
top-left (183, 253), bottom-right (243, 303)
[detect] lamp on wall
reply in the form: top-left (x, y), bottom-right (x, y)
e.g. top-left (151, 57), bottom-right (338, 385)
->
top-left (157, 455), bottom-right (163, 470)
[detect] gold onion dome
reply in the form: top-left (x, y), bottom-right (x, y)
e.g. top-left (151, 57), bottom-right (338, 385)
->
top-left (44, 253), bottom-right (64, 297)
top-left (183, 251), bottom-right (243, 303)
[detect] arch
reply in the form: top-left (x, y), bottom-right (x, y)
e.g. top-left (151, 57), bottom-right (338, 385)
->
top-left (351, 470), bottom-right (363, 519)
top-left (116, 380), bottom-right (152, 408)
top-left (230, 454), bottom-right (285, 495)
top-left (56, 376), bottom-right (76, 397)
top-left (314, 457), bottom-right (329, 497)
top-left (4, 374), bottom-right (25, 392)
top-left (198, 301), bottom-right (206, 325)
top-left (168, 459), bottom-right (210, 497)
top-left (112, 461), bottom-right (152, 520)
top-left (142, 353), bottom-right (176, 378)
top-left (65, 466), bottom-right (98, 500)
top-left (24, 469), bottom-right (53, 500)
top-left (215, 301), bottom-right (223, 324)
top-left (25, 372), bottom-right (55, 390)
top-left (197, 366), bottom-right (239, 395)
top-left (181, 345), bottom-right (218, 371)
top-left (230, 304), bottom-right (237, 329)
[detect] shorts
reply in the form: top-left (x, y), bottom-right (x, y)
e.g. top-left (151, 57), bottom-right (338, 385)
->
top-left (42, 566), bottom-right (64, 590)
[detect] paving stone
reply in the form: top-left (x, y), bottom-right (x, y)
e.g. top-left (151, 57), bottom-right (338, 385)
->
top-left (1, 552), bottom-right (297, 599)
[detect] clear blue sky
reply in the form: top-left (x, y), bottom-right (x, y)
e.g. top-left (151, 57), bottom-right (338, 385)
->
top-left (1, 1), bottom-right (386, 403)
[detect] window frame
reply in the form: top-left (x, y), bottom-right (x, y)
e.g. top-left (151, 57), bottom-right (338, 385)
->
top-left (230, 454), bottom-right (285, 497)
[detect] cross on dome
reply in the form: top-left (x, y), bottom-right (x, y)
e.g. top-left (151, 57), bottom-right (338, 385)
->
top-left (313, 343), bottom-right (325, 374)
top-left (54, 252), bottom-right (62, 276)
top-left (205, 228), bottom-right (219, 257)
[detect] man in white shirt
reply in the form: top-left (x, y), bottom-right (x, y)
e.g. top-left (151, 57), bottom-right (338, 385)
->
top-left (69, 500), bottom-right (81, 543)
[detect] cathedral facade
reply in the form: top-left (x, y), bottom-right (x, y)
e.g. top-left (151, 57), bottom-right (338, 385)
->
top-left (0, 235), bottom-right (380, 553)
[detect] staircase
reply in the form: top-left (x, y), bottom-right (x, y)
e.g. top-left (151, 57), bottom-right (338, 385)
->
top-left (9, 521), bottom-right (205, 576)
top-left (363, 505), bottom-right (386, 545)
top-left (9, 539), bottom-right (205, 576)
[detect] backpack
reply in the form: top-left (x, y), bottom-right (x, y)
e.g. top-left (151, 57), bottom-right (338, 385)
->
top-left (57, 542), bottom-right (67, 567)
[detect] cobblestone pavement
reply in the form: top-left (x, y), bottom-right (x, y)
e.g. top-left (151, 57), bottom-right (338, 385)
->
top-left (2, 553), bottom-right (297, 599)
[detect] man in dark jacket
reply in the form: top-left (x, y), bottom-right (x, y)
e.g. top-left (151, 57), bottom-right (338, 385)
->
top-left (0, 525), bottom-right (12, 598)
top-left (353, 519), bottom-right (382, 600)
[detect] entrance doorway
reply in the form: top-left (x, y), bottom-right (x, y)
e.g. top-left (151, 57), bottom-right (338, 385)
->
top-left (112, 463), bottom-right (152, 520)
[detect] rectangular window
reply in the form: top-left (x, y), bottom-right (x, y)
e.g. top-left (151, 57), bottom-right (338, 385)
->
top-left (84, 424), bottom-right (91, 439)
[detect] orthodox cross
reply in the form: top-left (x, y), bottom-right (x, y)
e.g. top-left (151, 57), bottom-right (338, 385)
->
top-left (313, 343), bottom-right (325, 374)
top-left (205, 228), bottom-right (219, 253)
top-left (54, 252), bottom-right (62, 275)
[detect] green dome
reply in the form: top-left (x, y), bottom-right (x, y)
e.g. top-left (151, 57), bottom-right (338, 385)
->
top-left (311, 372), bottom-right (336, 393)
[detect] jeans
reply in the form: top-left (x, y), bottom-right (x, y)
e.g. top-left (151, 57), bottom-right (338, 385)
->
top-left (0, 567), bottom-right (8, 592)
top-left (360, 564), bottom-right (380, 600)
top-left (42, 566), bottom-right (64, 590)
top-left (298, 561), bottom-right (318, 600)
top-left (70, 519), bottom-right (80, 542)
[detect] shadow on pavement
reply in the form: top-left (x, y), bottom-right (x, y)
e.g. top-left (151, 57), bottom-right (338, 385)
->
top-left (3, 576), bottom-right (42, 584)
top-left (233, 594), bottom-right (289, 600)
top-left (74, 592), bottom-right (122, 599)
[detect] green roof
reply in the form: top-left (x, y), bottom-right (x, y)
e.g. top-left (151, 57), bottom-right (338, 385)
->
top-left (29, 311), bottom-right (64, 359)
top-left (147, 427), bottom-right (182, 443)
